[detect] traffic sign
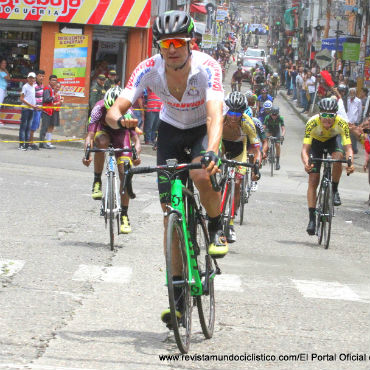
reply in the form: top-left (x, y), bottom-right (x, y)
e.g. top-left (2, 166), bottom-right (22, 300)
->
top-left (315, 49), bottom-right (333, 69)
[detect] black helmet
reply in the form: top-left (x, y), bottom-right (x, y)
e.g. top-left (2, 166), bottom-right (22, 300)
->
top-left (152, 11), bottom-right (195, 42)
top-left (225, 92), bottom-right (246, 112)
top-left (318, 98), bottom-right (338, 113)
top-left (271, 106), bottom-right (279, 115)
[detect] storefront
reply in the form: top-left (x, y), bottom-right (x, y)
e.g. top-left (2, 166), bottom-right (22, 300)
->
top-left (0, 0), bottom-right (151, 136)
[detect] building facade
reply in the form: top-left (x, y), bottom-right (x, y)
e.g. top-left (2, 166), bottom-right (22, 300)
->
top-left (0, 0), bottom-right (151, 136)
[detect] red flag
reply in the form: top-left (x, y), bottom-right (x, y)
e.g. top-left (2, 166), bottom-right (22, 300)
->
top-left (320, 70), bottom-right (335, 87)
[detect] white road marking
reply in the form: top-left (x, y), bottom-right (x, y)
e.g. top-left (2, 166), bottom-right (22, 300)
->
top-left (0, 260), bottom-right (25, 277)
top-left (215, 274), bottom-right (243, 292)
top-left (72, 264), bottom-right (132, 283)
top-left (292, 279), bottom-right (362, 302)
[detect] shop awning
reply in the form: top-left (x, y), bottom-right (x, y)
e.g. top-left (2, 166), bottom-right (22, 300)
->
top-left (190, 4), bottom-right (207, 14)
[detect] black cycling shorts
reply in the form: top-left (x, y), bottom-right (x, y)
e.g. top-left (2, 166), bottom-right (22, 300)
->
top-left (156, 120), bottom-right (208, 203)
top-left (310, 136), bottom-right (344, 173)
top-left (223, 140), bottom-right (243, 159)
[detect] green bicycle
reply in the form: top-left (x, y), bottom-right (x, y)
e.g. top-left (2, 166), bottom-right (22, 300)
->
top-left (125, 159), bottom-right (221, 354)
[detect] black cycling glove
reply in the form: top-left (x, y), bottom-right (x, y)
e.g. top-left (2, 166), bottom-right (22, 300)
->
top-left (201, 151), bottom-right (220, 167)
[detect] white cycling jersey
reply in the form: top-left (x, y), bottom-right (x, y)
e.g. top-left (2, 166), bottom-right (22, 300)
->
top-left (121, 51), bottom-right (224, 130)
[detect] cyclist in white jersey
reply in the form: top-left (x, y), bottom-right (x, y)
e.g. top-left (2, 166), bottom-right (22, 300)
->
top-left (106, 11), bottom-right (227, 327)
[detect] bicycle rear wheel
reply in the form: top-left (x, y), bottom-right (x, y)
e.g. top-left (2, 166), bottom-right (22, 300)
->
top-left (194, 213), bottom-right (215, 339)
top-left (166, 212), bottom-right (192, 354)
top-left (322, 183), bottom-right (333, 249)
top-left (107, 174), bottom-right (115, 250)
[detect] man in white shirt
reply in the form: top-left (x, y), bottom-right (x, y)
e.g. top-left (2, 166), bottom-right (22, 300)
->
top-left (347, 87), bottom-right (362, 154)
top-left (306, 71), bottom-right (316, 111)
top-left (19, 72), bottom-right (40, 150)
top-left (295, 67), bottom-right (304, 108)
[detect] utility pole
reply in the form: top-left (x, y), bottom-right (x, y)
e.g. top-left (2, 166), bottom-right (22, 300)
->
top-left (357, 0), bottom-right (368, 94)
top-left (323, 0), bottom-right (332, 39)
top-left (334, 17), bottom-right (344, 75)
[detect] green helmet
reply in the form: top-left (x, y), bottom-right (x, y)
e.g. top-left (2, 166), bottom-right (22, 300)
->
top-left (104, 86), bottom-right (122, 110)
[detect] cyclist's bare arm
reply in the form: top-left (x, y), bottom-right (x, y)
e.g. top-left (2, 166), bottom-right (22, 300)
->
top-left (301, 143), bottom-right (313, 173)
top-left (204, 100), bottom-right (224, 175)
top-left (281, 125), bottom-right (286, 136)
top-left (131, 134), bottom-right (142, 166)
top-left (106, 96), bottom-right (138, 129)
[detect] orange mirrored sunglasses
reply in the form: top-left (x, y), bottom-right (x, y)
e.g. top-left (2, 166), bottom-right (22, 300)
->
top-left (156, 37), bottom-right (191, 49)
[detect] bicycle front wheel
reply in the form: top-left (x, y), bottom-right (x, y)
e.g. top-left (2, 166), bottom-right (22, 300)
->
top-left (239, 174), bottom-right (247, 225)
top-left (322, 183), bottom-right (333, 249)
top-left (107, 174), bottom-right (115, 250)
top-left (194, 213), bottom-right (215, 339)
top-left (270, 144), bottom-right (275, 177)
top-left (221, 180), bottom-right (234, 239)
top-left (166, 213), bottom-right (192, 354)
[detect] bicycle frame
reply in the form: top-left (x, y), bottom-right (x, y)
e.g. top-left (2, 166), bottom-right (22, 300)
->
top-left (168, 176), bottom-right (209, 296)
top-left (220, 165), bottom-right (236, 219)
top-left (104, 154), bottom-right (121, 219)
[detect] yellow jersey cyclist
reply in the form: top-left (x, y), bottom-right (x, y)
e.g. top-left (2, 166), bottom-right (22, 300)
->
top-left (83, 86), bottom-right (142, 234)
top-left (263, 106), bottom-right (286, 170)
top-left (222, 92), bottom-right (261, 242)
top-left (105, 11), bottom-right (228, 325)
top-left (301, 98), bottom-right (354, 235)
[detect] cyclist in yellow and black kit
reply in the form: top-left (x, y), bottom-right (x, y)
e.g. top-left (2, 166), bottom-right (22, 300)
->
top-left (301, 98), bottom-right (354, 235)
top-left (222, 92), bottom-right (261, 242)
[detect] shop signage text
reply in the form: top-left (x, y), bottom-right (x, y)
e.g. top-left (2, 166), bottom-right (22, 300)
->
top-left (0, 0), bottom-right (150, 28)
top-left (0, 0), bottom-right (80, 16)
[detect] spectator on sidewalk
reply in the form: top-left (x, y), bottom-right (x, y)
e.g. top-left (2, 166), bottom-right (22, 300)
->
top-left (360, 87), bottom-right (369, 118)
top-left (290, 65), bottom-right (297, 101)
top-left (19, 72), bottom-right (40, 150)
top-left (306, 71), bottom-right (316, 112)
top-left (104, 70), bottom-right (117, 91)
top-left (347, 88), bottom-right (363, 154)
top-left (29, 70), bottom-right (45, 150)
top-left (89, 74), bottom-right (106, 113)
top-left (39, 75), bottom-right (58, 149)
top-left (46, 81), bottom-right (64, 147)
top-left (295, 67), bottom-right (304, 108)
top-left (0, 59), bottom-right (10, 119)
top-left (143, 88), bottom-right (162, 145)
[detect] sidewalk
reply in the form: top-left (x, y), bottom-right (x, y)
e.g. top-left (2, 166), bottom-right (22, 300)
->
top-left (279, 90), bottom-right (366, 171)
top-left (0, 124), bottom-right (156, 156)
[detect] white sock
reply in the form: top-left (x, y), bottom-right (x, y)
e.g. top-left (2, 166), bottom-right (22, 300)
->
top-left (46, 132), bottom-right (52, 144)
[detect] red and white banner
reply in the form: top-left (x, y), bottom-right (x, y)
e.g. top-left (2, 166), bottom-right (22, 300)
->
top-left (0, 0), bottom-right (151, 28)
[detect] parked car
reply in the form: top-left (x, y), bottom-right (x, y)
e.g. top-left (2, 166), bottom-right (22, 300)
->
top-left (241, 57), bottom-right (263, 81)
top-left (245, 48), bottom-right (267, 64)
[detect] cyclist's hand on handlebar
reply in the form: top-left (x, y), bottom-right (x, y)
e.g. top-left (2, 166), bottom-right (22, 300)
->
top-left (201, 151), bottom-right (221, 176)
top-left (132, 157), bottom-right (141, 166)
top-left (346, 164), bottom-right (355, 175)
top-left (304, 162), bottom-right (314, 173)
top-left (82, 155), bottom-right (92, 167)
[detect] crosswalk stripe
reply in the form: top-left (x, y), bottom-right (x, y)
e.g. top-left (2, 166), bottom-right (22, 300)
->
top-left (0, 260), bottom-right (25, 277)
top-left (72, 265), bottom-right (132, 283)
top-left (291, 279), bottom-right (362, 302)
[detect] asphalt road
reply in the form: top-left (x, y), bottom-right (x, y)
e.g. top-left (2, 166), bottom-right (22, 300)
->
top-left (0, 37), bottom-right (369, 370)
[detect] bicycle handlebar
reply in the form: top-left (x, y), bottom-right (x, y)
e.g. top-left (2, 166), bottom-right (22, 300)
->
top-left (85, 144), bottom-right (138, 160)
top-left (309, 155), bottom-right (353, 176)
